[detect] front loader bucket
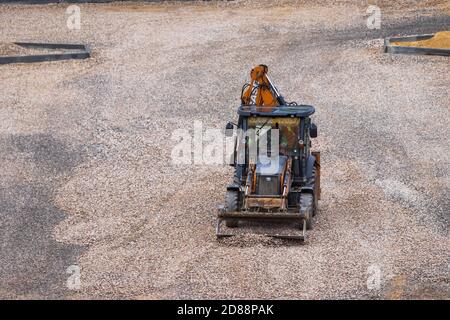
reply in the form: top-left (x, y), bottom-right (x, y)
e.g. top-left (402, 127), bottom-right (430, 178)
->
top-left (216, 206), bottom-right (307, 241)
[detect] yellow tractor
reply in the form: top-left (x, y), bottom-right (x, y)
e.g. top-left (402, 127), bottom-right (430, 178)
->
top-left (217, 65), bottom-right (320, 241)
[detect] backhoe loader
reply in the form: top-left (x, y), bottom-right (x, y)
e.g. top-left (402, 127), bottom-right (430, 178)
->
top-left (216, 65), bottom-right (320, 241)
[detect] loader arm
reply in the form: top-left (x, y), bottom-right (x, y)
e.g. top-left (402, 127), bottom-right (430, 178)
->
top-left (241, 65), bottom-right (286, 107)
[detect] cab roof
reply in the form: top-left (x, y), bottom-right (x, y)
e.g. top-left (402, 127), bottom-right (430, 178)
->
top-left (238, 104), bottom-right (315, 117)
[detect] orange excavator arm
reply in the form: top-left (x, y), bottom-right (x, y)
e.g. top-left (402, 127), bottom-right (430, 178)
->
top-left (241, 64), bottom-right (287, 107)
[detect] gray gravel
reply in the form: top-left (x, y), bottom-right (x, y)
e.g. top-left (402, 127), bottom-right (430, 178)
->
top-left (0, 1), bottom-right (449, 299)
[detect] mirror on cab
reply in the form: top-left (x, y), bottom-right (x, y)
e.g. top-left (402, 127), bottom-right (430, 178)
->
top-left (310, 123), bottom-right (318, 138)
top-left (225, 121), bottom-right (235, 137)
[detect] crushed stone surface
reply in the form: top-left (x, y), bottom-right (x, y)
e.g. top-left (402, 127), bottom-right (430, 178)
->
top-left (0, 1), bottom-right (449, 299)
top-left (0, 43), bottom-right (29, 56)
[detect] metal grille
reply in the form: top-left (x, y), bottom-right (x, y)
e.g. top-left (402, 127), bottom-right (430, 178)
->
top-left (256, 175), bottom-right (280, 195)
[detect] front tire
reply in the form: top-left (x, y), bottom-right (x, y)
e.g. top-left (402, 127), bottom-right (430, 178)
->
top-left (225, 190), bottom-right (239, 228)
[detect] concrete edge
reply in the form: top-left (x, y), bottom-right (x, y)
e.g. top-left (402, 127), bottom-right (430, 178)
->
top-left (384, 33), bottom-right (450, 56)
top-left (0, 42), bottom-right (91, 65)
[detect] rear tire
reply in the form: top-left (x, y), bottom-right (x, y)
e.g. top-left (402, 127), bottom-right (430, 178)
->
top-left (225, 190), bottom-right (239, 228)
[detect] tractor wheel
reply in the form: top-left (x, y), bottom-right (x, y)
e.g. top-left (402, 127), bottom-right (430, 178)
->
top-left (305, 215), bottom-right (313, 231)
top-left (300, 193), bottom-right (314, 230)
top-left (225, 190), bottom-right (239, 228)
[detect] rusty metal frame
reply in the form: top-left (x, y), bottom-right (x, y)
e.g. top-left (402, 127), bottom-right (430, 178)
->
top-left (245, 197), bottom-right (284, 209)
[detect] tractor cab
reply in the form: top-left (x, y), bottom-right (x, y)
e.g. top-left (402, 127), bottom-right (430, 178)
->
top-left (232, 104), bottom-right (317, 182)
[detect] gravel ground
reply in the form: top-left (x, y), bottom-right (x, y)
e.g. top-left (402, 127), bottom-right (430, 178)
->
top-left (0, 1), bottom-right (449, 299)
top-left (0, 43), bottom-right (79, 56)
top-left (0, 43), bottom-right (29, 56)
